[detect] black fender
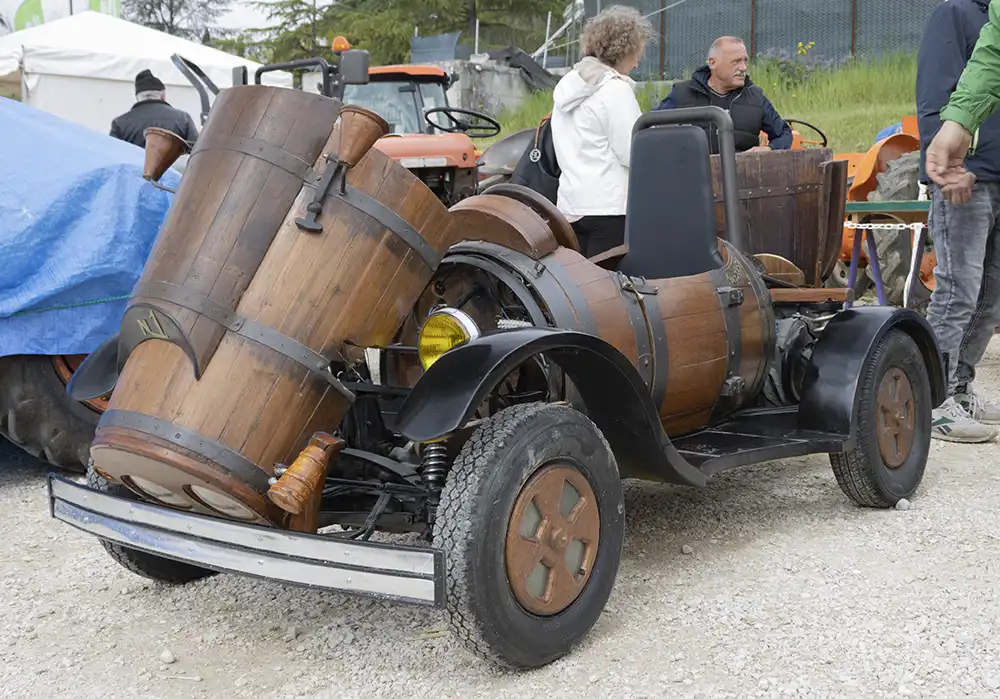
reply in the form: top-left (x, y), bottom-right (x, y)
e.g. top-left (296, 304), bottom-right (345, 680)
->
top-left (799, 306), bottom-right (946, 442)
top-left (393, 327), bottom-right (708, 487)
top-left (65, 332), bottom-right (121, 402)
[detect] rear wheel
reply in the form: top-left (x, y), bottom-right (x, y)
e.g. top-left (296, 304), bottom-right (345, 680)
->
top-left (433, 402), bottom-right (624, 669)
top-left (865, 152), bottom-right (932, 307)
top-left (829, 328), bottom-right (931, 507)
top-left (0, 355), bottom-right (102, 472)
top-left (86, 466), bottom-right (214, 584)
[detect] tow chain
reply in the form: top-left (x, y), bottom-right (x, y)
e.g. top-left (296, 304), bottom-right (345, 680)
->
top-left (843, 221), bottom-right (927, 231)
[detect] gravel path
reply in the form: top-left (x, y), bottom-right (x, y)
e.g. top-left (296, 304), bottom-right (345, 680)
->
top-left (4, 341), bottom-right (1000, 699)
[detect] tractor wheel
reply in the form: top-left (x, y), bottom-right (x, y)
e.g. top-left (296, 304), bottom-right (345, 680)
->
top-left (865, 151), bottom-right (932, 307)
top-left (829, 328), bottom-right (931, 507)
top-left (433, 401), bottom-right (625, 670)
top-left (0, 355), bottom-right (103, 472)
top-left (824, 259), bottom-right (872, 298)
top-left (85, 466), bottom-right (215, 584)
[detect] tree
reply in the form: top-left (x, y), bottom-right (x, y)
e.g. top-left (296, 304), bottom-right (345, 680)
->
top-left (122, 0), bottom-right (232, 41)
top-left (248, 0), bottom-right (565, 67)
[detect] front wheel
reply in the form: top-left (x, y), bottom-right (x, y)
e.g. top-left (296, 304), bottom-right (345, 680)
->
top-left (829, 328), bottom-right (932, 507)
top-left (433, 402), bottom-right (624, 670)
top-left (86, 467), bottom-right (215, 584)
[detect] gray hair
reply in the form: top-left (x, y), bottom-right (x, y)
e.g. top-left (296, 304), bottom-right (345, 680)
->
top-left (708, 36), bottom-right (745, 59)
top-left (136, 89), bottom-right (166, 102)
top-left (581, 5), bottom-right (653, 68)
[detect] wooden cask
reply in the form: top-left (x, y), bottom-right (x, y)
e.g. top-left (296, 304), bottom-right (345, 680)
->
top-left (709, 148), bottom-right (844, 286)
top-left (91, 86), bottom-right (456, 527)
top-left (437, 234), bottom-right (774, 439)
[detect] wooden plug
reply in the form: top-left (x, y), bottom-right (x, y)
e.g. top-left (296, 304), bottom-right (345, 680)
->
top-left (267, 432), bottom-right (344, 516)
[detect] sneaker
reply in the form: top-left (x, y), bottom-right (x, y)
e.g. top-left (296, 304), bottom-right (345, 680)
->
top-left (955, 386), bottom-right (1000, 425)
top-left (931, 397), bottom-right (998, 443)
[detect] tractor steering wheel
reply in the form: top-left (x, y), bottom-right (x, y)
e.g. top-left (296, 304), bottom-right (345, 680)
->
top-left (424, 107), bottom-right (502, 139)
top-left (786, 119), bottom-right (828, 148)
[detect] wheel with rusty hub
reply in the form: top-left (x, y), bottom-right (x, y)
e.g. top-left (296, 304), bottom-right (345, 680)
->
top-left (505, 462), bottom-right (600, 615)
top-left (434, 402), bottom-right (624, 670)
top-left (830, 327), bottom-right (932, 507)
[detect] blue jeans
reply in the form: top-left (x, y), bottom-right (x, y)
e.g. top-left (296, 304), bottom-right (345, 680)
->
top-left (926, 181), bottom-right (1000, 395)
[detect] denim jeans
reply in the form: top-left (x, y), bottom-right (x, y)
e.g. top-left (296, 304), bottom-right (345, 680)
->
top-left (926, 181), bottom-right (1000, 395)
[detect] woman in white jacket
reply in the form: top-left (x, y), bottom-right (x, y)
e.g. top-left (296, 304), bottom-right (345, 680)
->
top-left (550, 5), bottom-right (653, 257)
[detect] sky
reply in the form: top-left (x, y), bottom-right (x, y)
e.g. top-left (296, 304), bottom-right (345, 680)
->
top-left (217, 0), bottom-right (274, 31)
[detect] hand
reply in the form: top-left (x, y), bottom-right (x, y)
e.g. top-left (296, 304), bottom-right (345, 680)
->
top-left (926, 120), bottom-right (973, 187)
top-left (940, 171), bottom-right (977, 205)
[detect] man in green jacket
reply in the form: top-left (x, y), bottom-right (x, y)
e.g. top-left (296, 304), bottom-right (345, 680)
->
top-left (928, 0), bottom-right (1000, 190)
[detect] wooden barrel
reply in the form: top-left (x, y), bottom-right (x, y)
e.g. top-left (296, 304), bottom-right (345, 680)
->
top-left (442, 234), bottom-right (775, 438)
top-left (708, 149), bottom-right (847, 286)
top-left (90, 86), bottom-right (457, 527)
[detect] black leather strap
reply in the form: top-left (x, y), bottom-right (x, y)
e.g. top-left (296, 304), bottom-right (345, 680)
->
top-left (134, 281), bottom-right (354, 403)
top-left (333, 185), bottom-right (441, 271)
top-left (191, 134), bottom-right (318, 182)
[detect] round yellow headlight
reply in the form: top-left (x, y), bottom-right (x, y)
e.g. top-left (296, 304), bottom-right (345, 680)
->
top-left (418, 307), bottom-right (480, 370)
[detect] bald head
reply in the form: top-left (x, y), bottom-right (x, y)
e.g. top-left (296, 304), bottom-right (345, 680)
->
top-left (707, 35), bottom-right (749, 93)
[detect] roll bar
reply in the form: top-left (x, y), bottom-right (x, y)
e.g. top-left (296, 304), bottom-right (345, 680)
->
top-left (632, 106), bottom-right (745, 255)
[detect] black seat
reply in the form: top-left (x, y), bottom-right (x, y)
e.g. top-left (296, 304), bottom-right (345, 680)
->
top-left (618, 124), bottom-right (724, 279)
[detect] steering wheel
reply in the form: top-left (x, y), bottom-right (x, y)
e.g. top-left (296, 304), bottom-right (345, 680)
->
top-left (786, 119), bottom-right (828, 148)
top-left (424, 106), bottom-right (502, 139)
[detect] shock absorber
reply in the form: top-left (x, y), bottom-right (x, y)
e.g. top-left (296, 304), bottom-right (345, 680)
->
top-left (420, 441), bottom-right (449, 492)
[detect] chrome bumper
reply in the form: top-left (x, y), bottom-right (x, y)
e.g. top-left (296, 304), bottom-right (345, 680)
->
top-left (47, 475), bottom-right (445, 607)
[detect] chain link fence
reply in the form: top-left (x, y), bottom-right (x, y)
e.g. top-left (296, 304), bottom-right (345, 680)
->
top-left (563, 0), bottom-right (939, 81)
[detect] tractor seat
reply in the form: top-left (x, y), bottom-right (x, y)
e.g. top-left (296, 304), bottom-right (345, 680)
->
top-left (617, 124), bottom-right (724, 280)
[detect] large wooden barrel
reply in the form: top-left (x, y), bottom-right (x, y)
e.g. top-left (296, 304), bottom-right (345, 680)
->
top-left (90, 85), bottom-right (456, 527)
top-left (709, 149), bottom-right (847, 286)
top-left (437, 229), bottom-right (775, 438)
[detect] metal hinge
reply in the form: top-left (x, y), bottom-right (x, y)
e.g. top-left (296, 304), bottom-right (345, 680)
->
top-left (721, 375), bottom-right (746, 396)
top-left (716, 286), bottom-right (745, 307)
top-left (618, 272), bottom-right (658, 295)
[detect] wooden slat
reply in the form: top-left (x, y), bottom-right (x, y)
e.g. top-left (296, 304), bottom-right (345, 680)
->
top-left (770, 287), bottom-right (851, 303)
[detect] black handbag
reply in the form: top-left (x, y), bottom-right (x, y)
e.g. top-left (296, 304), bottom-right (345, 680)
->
top-left (509, 113), bottom-right (561, 205)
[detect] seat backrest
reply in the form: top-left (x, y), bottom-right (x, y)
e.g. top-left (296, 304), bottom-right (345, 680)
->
top-left (618, 124), bottom-right (724, 279)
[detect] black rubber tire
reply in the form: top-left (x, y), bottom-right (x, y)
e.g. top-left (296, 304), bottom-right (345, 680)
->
top-left (865, 151), bottom-right (930, 307)
top-left (829, 328), bottom-right (931, 507)
top-left (824, 259), bottom-right (872, 298)
top-left (433, 402), bottom-right (625, 670)
top-left (0, 355), bottom-right (99, 472)
top-left (85, 466), bottom-right (215, 584)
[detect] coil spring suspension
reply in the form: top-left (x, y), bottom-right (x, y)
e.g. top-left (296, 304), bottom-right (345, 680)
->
top-left (420, 441), bottom-right (449, 492)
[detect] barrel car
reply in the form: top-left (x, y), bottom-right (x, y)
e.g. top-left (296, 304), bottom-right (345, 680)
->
top-left (49, 72), bottom-right (946, 672)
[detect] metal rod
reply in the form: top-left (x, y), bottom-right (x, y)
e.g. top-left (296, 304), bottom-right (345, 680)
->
top-left (850, 0), bottom-right (858, 57)
top-left (749, 0), bottom-right (757, 57)
top-left (659, 0), bottom-right (665, 79)
top-left (475, 18), bottom-right (480, 54)
top-left (542, 12), bottom-right (551, 68)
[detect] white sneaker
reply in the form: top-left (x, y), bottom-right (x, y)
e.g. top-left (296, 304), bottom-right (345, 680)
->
top-left (931, 397), bottom-right (997, 443)
top-left (955, 386), bottom-right (1000, 425)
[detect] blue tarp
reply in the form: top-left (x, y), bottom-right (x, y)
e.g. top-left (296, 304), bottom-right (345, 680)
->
top-left (0, 96), bottom-right (180, 357)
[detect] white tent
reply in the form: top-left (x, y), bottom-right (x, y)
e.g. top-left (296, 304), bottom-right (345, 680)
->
top-left (0, 11), bottom-right (293, 135)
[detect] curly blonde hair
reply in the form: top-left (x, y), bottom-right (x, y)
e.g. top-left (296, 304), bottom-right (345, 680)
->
top-left (580, 5), bottom-right (653, 68)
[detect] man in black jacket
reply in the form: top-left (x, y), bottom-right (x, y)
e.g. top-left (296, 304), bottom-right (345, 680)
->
top-left (109, 69), bottom-right (199, 148)
top-left (652, 36), bottom-right (792, 154)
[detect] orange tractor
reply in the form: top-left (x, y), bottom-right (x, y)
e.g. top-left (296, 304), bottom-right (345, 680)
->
top-left (764, 116), bottom-right (932, 307)
top-left (344, 64), bottom-right (503, 206)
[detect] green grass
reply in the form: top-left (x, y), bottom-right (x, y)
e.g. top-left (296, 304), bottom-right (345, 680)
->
top-left (492, 53), bottom-right (917, 154)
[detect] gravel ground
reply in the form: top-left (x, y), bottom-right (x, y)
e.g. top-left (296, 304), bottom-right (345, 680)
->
top-left (4, 342), bottom-right (1000, 699)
